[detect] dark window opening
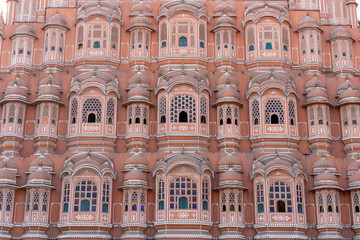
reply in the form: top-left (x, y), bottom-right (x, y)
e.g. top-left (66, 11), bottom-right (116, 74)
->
top-left (254, 118), bottom-right (259, 125)
top-left (159, 201), bottom-right (164, 210)
top-left (102, 203), bottom-right (108, 213)
top-left (290, 118), bottom-right (294, 126)
top-left (78, 43), bottom-right (83, 50)
top-left (230, 204), bottom-right (235, 212)
top-left (132, 204), bottom-right (137, 211)
top-left (160, 115), bottom-right (166, 123)
top-left (143, 118), bottom-right (147, 125)
top-left (328, 205), bottom-right (333, 212)
top-left (258, 203), bottom-right (264, 213)
top-left (179, 111), bottom-right (188, 123)
top-left (80, 200), bottom-right (90, 211)
top-left (87, 113), bottom-right (96, 123)
top-left (179, 197), bottom-right (188, 209)
top-left (201, 116), bottom-right (206, 124)
top-left (72, 117), bottom-right (76, 124)
top-left (227, 118), bottom-right (232, 124)
top-left (135, 117), bottom-right (140, 124)
top-left (42, 204), bottom-right (47, 212)
top-left (249, 45), bottom-right (254, 51)
top-left (161, 41), bottom-right (167, 48)
top-left (266, 42), bottom-right (273, 50)
top-left (235, 119), bottom-right (238, 126)
top-left (320, 206), bottom-right (324, 212)
top-left (270, 114), bottom-right (279, 124)
top-left (125, 205), bottom-right (128, 212)
top-left (355, 205), bottom-right (359, 213)
top-left (276, 200), bottom-right (286, 212)
top-left (17, 118), bottom-right (22, 124)
top-left (222, 205), bottom-right (226, 212)
top-left (94, 41), bottom-right (100, 48)
top-left (129, 118), bottom-right (132, 125)
top-left (179, 37), bottom-right (188, 47)
top-left (298, 204), bottom-right (303, 213)
top-left (202, 201), bottom-right (208, 210)
top-left (108, 118), bottom-right (112, 125)
top-left (200, 42), bottom-right (205, 48)
top-left (319, 119), bottom-right (324, 125)
top-left (33, 204), bottom-right (39, 211)
top-left (9, 118), bottom-right (14, 123)
top-left (63, 203), bottom-right (69, 213)
top-left (220, 119), bottom-right (223, 125)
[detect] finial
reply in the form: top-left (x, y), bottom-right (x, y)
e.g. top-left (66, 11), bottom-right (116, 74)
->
top-left (135, 146), bottom-right (139, 153)
top-left (49, 70), bottom-right (52, 75)
top-left (229, 148), bottom-right (232, 154)
top-left (223, 9), bottom-right (226, 14)
top-left (225, 65), bottom-right (228, 72)
top-left (229, 161), bottom-right (233, 169)
top-left (40, 148), bottom-right (44, 155)
top-left (196, 148), bottom-right (199, 153)
top-left (181, 144), bottom-right (185, 154)
top-left (270, 66), bottom-right (274, 77)
top-left (357, 152), bottom-right (360, 160)
top-left (93, 65), bottom-right (97, 76)
top-left (39, 158), bottom-right (43, 168)
top-left (16, 73), bottom-right (19, 78)
top-left (98, 0), bottom-right (101, 5)
top-left (264, 0), bottom-right (268, 6)
top-left (346, 73), bottom-right (349, 80)
top-left (275, 148), bottom-right (278, 156)
top-left (88, 145), bottom-right (91, 156)
top-left (3, 158), bottom-right (6, 168)
top-left (182, 63), bottom-right (185, 75)
top-left (48, 75), bottom-right (52, 85)
top-left (226, 79), bottom-right (230, 85)
top-left (1, 10), bottom-right (3, 16)
top-left (137, 66), bottom-right (141, 72)
top-left (5, 150), bottom-right (9, 157)
top-left (137, 78), bottom-right (142, 85)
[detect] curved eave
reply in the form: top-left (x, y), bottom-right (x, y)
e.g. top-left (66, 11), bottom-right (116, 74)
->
top-left (118, 185), bottom-right (151, 190)
top-left (122, 99), bottom-right (154, 107)
top-left (327, 36), bottom-right (355, 42)
top-left (302, 100), bottom-right (334, 108)
top-left (0, 183), bottom-right (18, 188)
top-left (295, 26), bottom-right (322, 33)
top-left (0, 99), bottom-right (29, 105)
top-left (42, 24), bottom-right (69, 30)
top-left (310, 185), bottom-right (344, 191)
top-left (210, 25), bottom-right (240, 32)
top-left (32, 98), bottom-right (65, 105)
top-left (0, 32), bottom-right (5, 39)
top-left (214, 185), bottom-right (248, 190)
top-left (22, 183), bottom-right (55, 189)
top-left (126, 25), bottom-right (155, 32)
top-left (213, 99), bottom-right (243, 107)
top-left (336, 100), bottom-right (360, 107)
top-left (9, 33), bottom-right (37, 40)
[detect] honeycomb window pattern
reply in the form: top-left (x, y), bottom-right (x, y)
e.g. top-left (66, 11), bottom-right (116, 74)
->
top-left (82, 98), bottom-right (102, 123)
top-left (265, 99), bottom-right (284, 124)
top-left (106, 99), bottom-right (115, 124)
top-left (170, 95), bottom-right (196, 123)
top-left (70, 99), bottom-right (78, 124)
top-left (288, 100), bottom-right (296, 125)
top-left (252, 100), bottom-right (260, 125)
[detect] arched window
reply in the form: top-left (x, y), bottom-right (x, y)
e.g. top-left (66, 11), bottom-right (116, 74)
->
top-left (158, 179), bottom-right (165, 210)
top-left (238, 193), bottom-right (242, 212)
top-left (140, 192), bottom-right (146, 212)
top-left (200, 97), bottom-right (207, 124)
top-left (131, 191), bottom-right (138, 211)
top-left (221, 192), bottom-right (227, 212)
top-left (77, 26), bottom-right (84, 50)
top-left (226, 107), bottom-right (232, 124)
top-left (70, 99), bottom-right (78, 124)
top-left (160, 97), bottom-right (167, 124)
top-left (33, 192), bottom-right (39, 211)
top-left (249, 45), bottom-right (255, 51)
top-left (102, 181), bottom-right (110, 213)
top-left (252, 100), bottom-right (260, 125)
top-left (234, 107), bottom-right (239, 126)
top-left (63, 181), bottom-right (70, 213)
top-left (93, 41), bottom-right (100, 48)
top-left (179, 36), bottom-right (188, 47)
top-left (229, 192), bottom-right (236, 212)
top-left (354, 193), bottom-right (360, 213)
top-left (265, 99), bottom-right (284, 124)
top-left (219, 107), bottom-right (224, 125)
top-left (170, 95), bottom-right (196, 123)
top-left (74, 181), bottom-right (97, 212)
top-left (106, 99), bottom-right (115, 125)
top-left (296, 183), bottom-right (303, 214)
top-left (327, 194), bottom-right (333, 212)
top-left (170, 177), bottom-right (197, 210)
top-left (319, 194), bottom-right (324, 212)
top-left (269, 181), bottom-right (292, 213)
top-left (199, 23), bottom-right (205, 49)
top-left (160, 22), bottom-right (167, 48)
top-left (42, 192), bottom-right (48, 212)
top-left (128, 107), bottom-right (133, 125)
top-left (266, 42), bottom-right (273, 50)
top-left (82, 98), bottom-right (102, 123)
top-left (257, 183), bottom-right (264, 213)
top-left (135, 106), bottom-right (141, 124)
top-left (259, 25), bottom-right (279, 51)
top-left (202, 179), bottom-right (209, 210)
top-left (124, 192), bottom-right (129, 212)
top-left (6, 192), bottom-right (12, 211)
top-left (288, 100), bottom-right (296, 126)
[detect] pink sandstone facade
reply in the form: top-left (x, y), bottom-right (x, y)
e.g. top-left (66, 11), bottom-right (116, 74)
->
top-left (0, 0), bottom-right (359, 239)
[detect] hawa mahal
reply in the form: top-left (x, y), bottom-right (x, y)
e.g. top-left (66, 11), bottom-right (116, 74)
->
top-left (0, 0), bottom-right (359, 239)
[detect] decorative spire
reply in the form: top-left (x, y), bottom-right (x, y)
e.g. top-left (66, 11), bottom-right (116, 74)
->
top-left (275, 148), bottom-right (279, 157)
top-left (3, 158), bottom-right (6, 168)
top-left (5, 150), bottom-right (9, 157)
top-left (137, 66), bottom-right (141, 72)
top-left (228, 148), bottom-right (232, 154)
top-left (93, 65), bottom-right (97, 76)
top-left (135, 146), bottom-right (139, 153)
top-left (270, 66), bottom-right (274, 77)
top-left (225, 65), bottom-right (228, 72)
top-left (321, 152), bottom-right (325, 158)
top-left (98, 0), bottom-right (101, 5)
top-left (88, 145), bottom-right (91, 156)
top-left (182, 63), bottom-right (185, 75)
top-left (229, 161), bottom-right (233, 169)
top-left (181, 144), bottom-right (185, 154)
top-left (357, 152), bottom-right (360, 160)
top-left (346, 73), bottom-right (349, 80)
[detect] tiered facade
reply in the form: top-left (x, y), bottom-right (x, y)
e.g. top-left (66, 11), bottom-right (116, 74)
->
top-left (0, 0), bottom-right (359, 239)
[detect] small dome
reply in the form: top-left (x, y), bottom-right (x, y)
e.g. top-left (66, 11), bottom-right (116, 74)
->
top-left (338, 79), bottom-right (359, 92)
top-left (297, 16), bottom-right (320, 31)
top-left (131, 0), bottom-right (152, 15)
top-left (349, 171), bottom-right (360, 188)
top-left (305, 76), bottom-right (326, 90)
top-left (39, 74), bottom-right (61, 87)
top-left (128, 71), bottom-right (150, 88)
top-left (124, 167), bottom-right (147, 182)
top-left (0, 157), bottom-right (18, 170)
top-left (329, 26), bottom-right (352, 40)
top-left (28, 167), bottom-right (52, 182)
top-left (305, 87), bottom-right (328, 103)
top-left (29, 154), bottom-right (54, 171)
top-left (214, 2), bottom-right (236, 16)
top-left (4, 83), bottom-right (28, 101)
top-left (44, 13), bottom-right (68, 29)
top-left (339, 86), bottom-right (360, 102)
top-left (216, 71), bottom-right (237, 88)
top-left (314, 171), bottom-right (338, 187)
top-left (218, 153), bottom-right (242, 172)
top-left (7, 76), bottom-right (27, 88)
top-left (124, 153), bottom-right (148, 166)
top-left (219, 168), bottom-right (242, 184)
top-left (37, 84), bottom-right (61, 99)
top-left (0, 168), bottom-right (16, 183)
top-left (216, 84), bottom-right (239, 100)
top-left (312, 156), bottom-right (336, 174)
top-left (215, 14), bottom-right (235, 28)
top-left (11, 23), bottom-right (36, 38)
top-left (127, 85), bottom-right (150, 101)
top-left (130, 14), bottom-right (151, 28)
top-left (348, 159), bottom-right (360, 173)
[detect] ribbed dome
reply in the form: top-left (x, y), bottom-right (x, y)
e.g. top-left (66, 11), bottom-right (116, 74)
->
top-left (305, 76), bottom-right (326, 90)
top-left (329, 26), bottom-right (352, 40)
top-left (38, 83), bottom-right (61, 99)
top-left (4, 83), bottom-right (28, 101)
top-left (216, 84), bottom-right (239, 99)
top-left (338, 79), bottom-right (358, 92)
top-left (349, 171), bottom-right (360, 187)
top-left (216, 72), bottom-right (237, 88)
top-left (44, 13), bottom-right (68, 28)
top-left (124, 153), bottom-right (147, 166)
top-left (0, 168), bottom-right (16, 183)
top-left (11, 23), bottom-right (36, 38)
top-left (128, 71), bottom-right (150, 88)
top-left (28, 167), bottom-right (52, 182)
top-left (312, 156), bottom-right (336, 174)
top-left (127, 85), bottom-right (150, 101)
top-left (7, 76), bottom-right (27, 88)
top-left (0, 157), bottom-right (18, 170)
top-left (219, 168), bottom-right (242, 182)
top-left (130, 14), bottom-right (151, 27)
top-left (348, 159), bottom-right (360, 172)
top-left (297, 16), bottom-right (320, 31)
top-left (305, 87), bottom-right (328, 103)
top-left (29, 154), bottom-right (54, 171)
top-left (214, 2), bottom-right (235, 16)
top-left (339, 87), bottom-right (360, 102)
top-left (131, 0), bottom-right (152, 15)
top-left (215, 14), bottom-right (235, 27)
top-left (39, 74), bottom-right (61, 87)
top-left (314, 171), bottom-right (338, 186)
top-left (124, 167), bottom-right (146, 181)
